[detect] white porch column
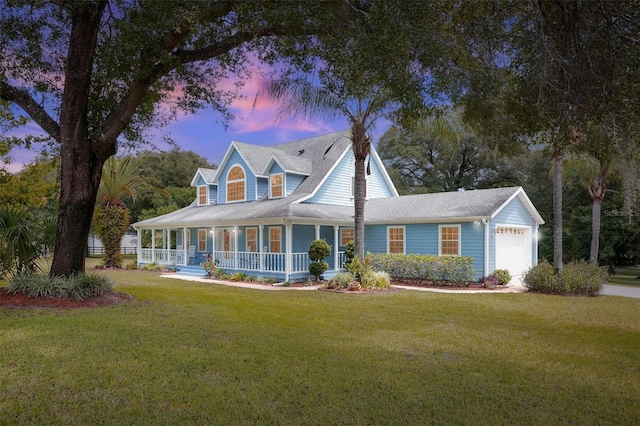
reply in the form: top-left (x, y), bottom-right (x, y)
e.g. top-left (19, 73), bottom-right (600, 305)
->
top-left (151, 229), bottom-right (156, 263)
top-left (234, 225), bottom-right (239, 269)
top-left (315, 224), bottom-right (320, 240)
top-left (136, 228), bottom-right (141, 265)
top-left (285, 222), bottom-right (292, 282)
top-left (211, 226), bottom-right (216, 257)
top-left (259, 224), bottom-right (264, 271)
top-left (182, 228), bottom-right (187, 265)
top-left (334, 225), bottom-right (339, 270)
top-left (483, 218), bottom-right (490, 277)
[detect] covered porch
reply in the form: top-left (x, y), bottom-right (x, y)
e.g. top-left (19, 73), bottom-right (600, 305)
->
top-left (135, 222), bottom-right (352, 282)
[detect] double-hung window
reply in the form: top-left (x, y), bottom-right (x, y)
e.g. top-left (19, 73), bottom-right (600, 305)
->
top-left (197, 229), bottom-right (207, 252)
top-left (341, 227), bottom-right (354, 246)
top-left (198, 186), bottom-right (207, 205)
top-left (269, 227), bottom-right (281, 253)
top-left (270, 173), bottom-right (283, 198)
top-left (439, 225), bottom-right (460, 256)
top-left (387, 226), bottom-right (405, 254)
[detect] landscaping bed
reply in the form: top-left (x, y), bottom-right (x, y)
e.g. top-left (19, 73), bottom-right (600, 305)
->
top-left (0, 287), bottom-right (133, 309)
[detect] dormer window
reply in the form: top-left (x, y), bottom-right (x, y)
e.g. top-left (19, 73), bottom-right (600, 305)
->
top-left (226, 165), bottom-right (246, 202)
top-left (270, 172), bottom-right (283, 198)
top-left (198, 186), bottom-right (207, 205)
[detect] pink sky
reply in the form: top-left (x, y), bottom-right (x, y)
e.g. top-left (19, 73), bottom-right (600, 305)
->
top-left (4, 72), bottom-right (391, 173)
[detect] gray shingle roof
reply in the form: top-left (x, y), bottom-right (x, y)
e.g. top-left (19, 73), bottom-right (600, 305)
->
top-left (133, 186), bottom-right (542, 229)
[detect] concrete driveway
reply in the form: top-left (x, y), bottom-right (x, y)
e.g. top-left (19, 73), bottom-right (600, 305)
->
top-left (603, 284), bottom-right (640, 299)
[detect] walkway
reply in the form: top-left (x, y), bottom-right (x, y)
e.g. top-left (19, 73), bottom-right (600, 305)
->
top-left (603, 284), bottom-right (640, 299)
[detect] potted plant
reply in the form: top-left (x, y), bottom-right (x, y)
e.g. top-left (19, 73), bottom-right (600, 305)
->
top-left (201, 252), bottom-right (217, 277)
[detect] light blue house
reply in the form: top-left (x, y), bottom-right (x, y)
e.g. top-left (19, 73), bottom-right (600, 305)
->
top-left (132, 130), bottom-right (544, 281)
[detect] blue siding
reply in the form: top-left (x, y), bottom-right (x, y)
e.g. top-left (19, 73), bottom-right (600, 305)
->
top-left (257, 177), bottom-right (268, 198)
top-left (208, 185), bottom-right (217, 204)
top-left (308, 149), bottom-right (353, 204)
top-left (489, 196), bottom-right (537, 273)
top-left (195, 176), bottom-right (206, 186)
top-left (364, 225), bottom-right (388, 253)
top-left (364, 222), bottom-right (485, 280)
top-left (404, 224), bottom-right (438, 254)
top-left (460, 222), bottom-right (485, 279)
top-left (367, 149), bottom-right (396, 199)
top-left (293, 225), bottom-right (315, 252)
top-left (217, 150), bottom-right (256, 203)
top-left (307, 148), bottom-right (395, 205)
top-left (286, 174), bottom-right (305, 196)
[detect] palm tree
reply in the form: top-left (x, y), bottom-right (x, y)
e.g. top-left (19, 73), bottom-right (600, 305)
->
top-left (93, 155), bottom-right (166, 268)
top-left (0, 206), bottom-right (46, 278)
top-left (266, 80), bottom-right (405, 261)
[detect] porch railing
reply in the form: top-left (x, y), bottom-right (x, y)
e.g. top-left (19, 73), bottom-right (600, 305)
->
top-left (139, 249), bottom-right (347, 273)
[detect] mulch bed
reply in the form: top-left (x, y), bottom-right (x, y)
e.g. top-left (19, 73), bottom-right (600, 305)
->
top-left (391, 278), bottom-right (504, 290)
top-left (0, 287), bottom-right (134, 309)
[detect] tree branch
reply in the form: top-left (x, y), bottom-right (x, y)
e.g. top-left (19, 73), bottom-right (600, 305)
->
top-left (0, 81), bottom-right (60, 142)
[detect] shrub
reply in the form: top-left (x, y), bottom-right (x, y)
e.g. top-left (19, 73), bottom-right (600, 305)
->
top-left (125, 261), bottom-right (138, 270)
top-left (343, 240), bottom-right (355, 266)
top-left (309, 239), bottom-right (331, 280)
top-left (368, 253), bottom-right (475, 282)
top-left (9, 272), bottom-right (113, 300)
top-left (523, 261), bottom-right (559, 293)
top-left (493, 269), bottom-right (512, 285)
top-left (480, 275), bottom-right (500, 288)
top-left (368, 270), bottom-right (391, 289)
top-left (328, 271), bottom-right (356, 289)
top-left (524, 260), bottom-right (606, 296)
top-left (560, 260), bottom-right (607, 297)
top-left (230, 272), bottom-right (248, 282)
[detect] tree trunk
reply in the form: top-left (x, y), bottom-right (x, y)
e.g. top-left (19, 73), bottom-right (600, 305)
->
top-left (351, 120), bottom-right (370, 262)
top-left (50, 2), bottom-right (109, 277)
top-left (553, 150), bottom-right (563, 274)
top-left (588, 174), bottom-right (607, 265)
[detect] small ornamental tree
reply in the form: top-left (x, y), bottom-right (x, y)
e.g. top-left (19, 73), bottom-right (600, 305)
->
top-left (308, 239), bottom-right (331, 281)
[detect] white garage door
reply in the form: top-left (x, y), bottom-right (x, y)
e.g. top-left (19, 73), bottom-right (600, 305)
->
top-left (495, 226), bottom-right (532, 277)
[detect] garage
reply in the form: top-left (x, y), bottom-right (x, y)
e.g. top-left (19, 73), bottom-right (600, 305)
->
top-left (495, 225), bottom-right (532, 277)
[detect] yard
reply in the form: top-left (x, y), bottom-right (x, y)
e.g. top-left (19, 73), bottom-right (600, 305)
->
top-left (1, 262), bottom-right (639, 424)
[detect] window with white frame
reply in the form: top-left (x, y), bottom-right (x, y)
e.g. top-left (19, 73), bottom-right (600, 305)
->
top-left (226, 165), bottom-right (246, 202)
top-left (270, 172), bottom-right (283, 198)
top-left (246, 227), bottom-right (257, 252)
top-left (439, 225), bottom-right (460, 256)
top-left (269, 227), bottom-right (281, 253)
top-left (198, 186), bottom-right (207, 205)
top-left (387, 226), bottom-right (405, 254)
top-left (198, 229), bottom-right (207, 252)
top-left (341, 227), bottom-right (354, 246)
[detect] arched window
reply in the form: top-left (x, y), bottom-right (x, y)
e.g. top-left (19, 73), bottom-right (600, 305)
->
top-left (226, 165), bottom-right (245, 202)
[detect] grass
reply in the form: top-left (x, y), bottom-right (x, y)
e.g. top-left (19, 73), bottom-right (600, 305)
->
top-left (609, 266), bottom-right (640, 287)
top-left (1, 264), bottom-right (640, 424)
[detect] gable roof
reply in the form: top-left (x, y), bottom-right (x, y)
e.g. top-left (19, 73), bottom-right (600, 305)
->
top-left (365, 186), bottom-right (544, 224)
top-left (190, 167), bottom-right (217, 187)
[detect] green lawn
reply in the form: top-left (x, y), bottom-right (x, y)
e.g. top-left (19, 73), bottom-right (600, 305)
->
top-left (2, 266), bottom-right (640, 425)
top-left (609, 266), bottom-right (640, 287)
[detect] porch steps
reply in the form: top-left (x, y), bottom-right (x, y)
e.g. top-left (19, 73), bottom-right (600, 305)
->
top-left (175, 265), bottom-right (209, 278)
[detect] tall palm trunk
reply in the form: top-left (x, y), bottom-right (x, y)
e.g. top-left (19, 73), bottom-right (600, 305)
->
top-left (588, 167), bottom-right (609, 265)
top-left (553, 149), bottom-right (564, 274)
top-left (351, 120), bottom-right (370, 261)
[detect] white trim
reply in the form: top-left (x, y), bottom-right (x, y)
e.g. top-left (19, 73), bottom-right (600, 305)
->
top-left (268, 226), bottom-right (282, 253)
top-left (197, 185), bottom-right (208, 206)
top-left (246, 227), bottom-right (258, 252)
top-left (226, 164), bottom-right (247, 203)
top-left (491, 187), bottom-right (545, 225)
top-left (197, 228), bottom-right (208, 252)
top-left (438, 224), bottom-right (461, 257)
top-left (340, 227), bottom-right (355, 246)
top-left (294, 144), bottom-right (352, 204)
top-left (387, 225), bottom-right (406, 255)
top-left (369, 144), bottom-right (400, 197)
top-left (269, 172), bottom-right (284, 199)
